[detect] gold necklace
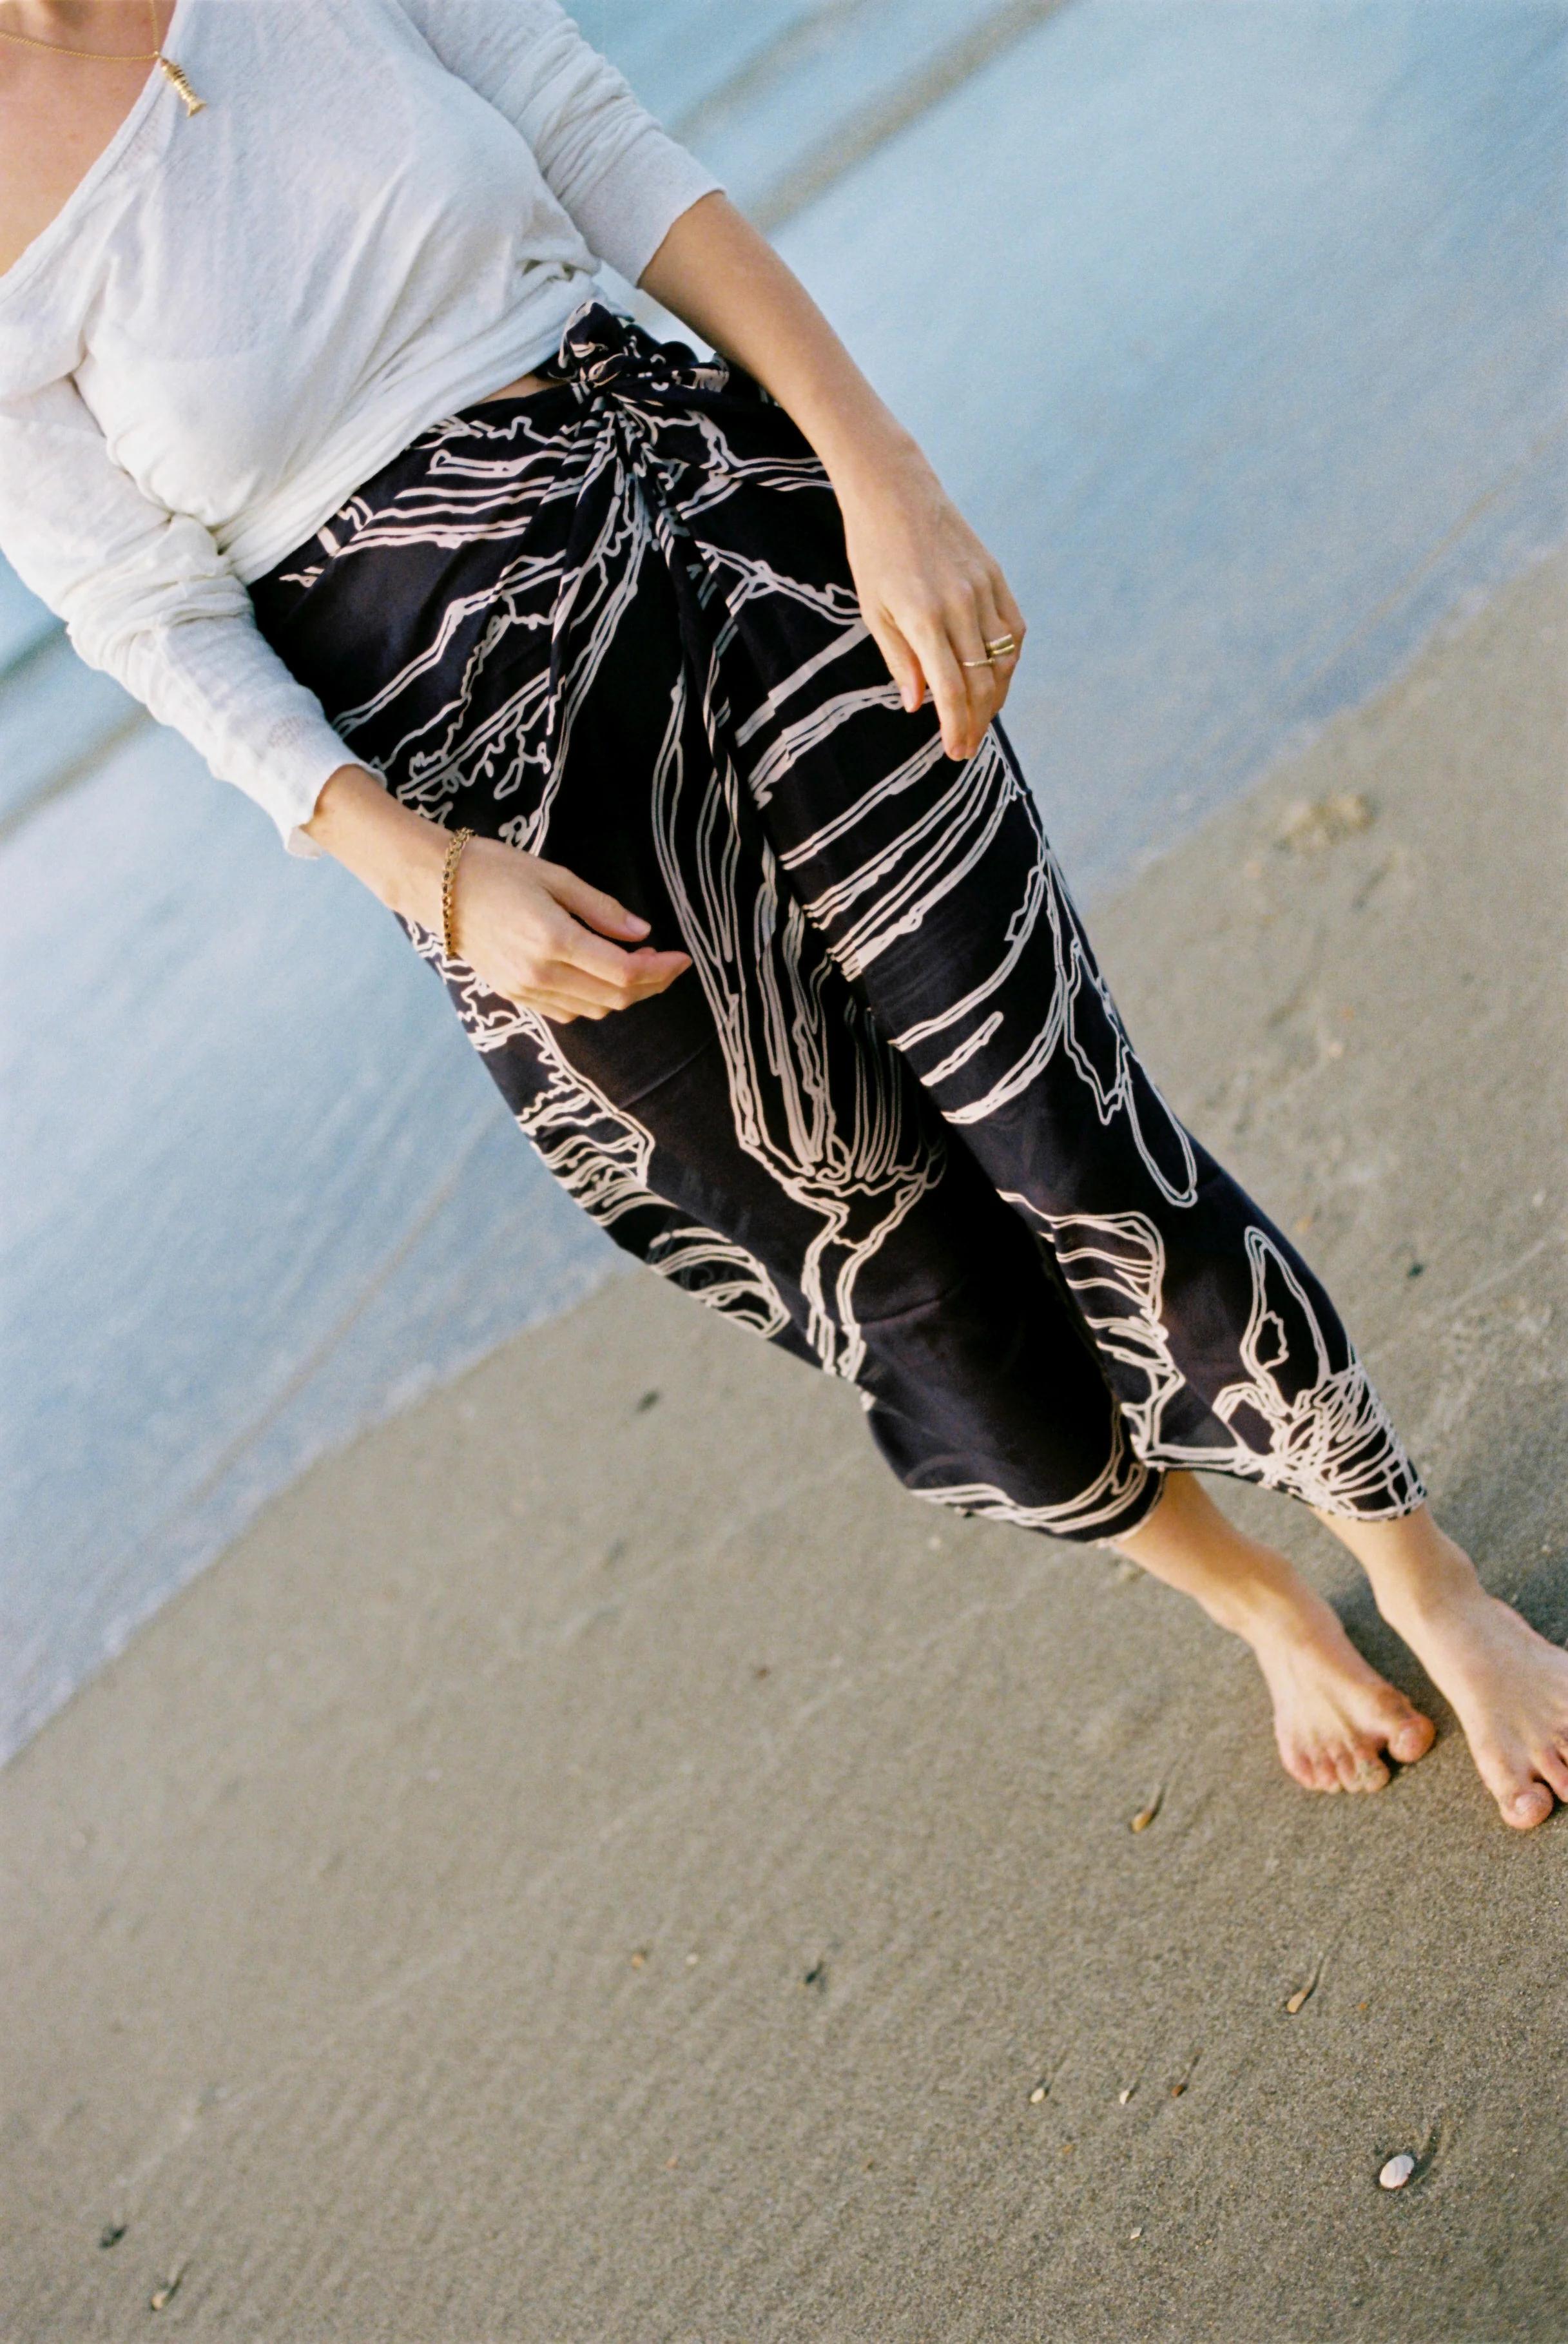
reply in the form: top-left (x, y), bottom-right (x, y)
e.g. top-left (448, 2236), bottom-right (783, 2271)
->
top-left (0, 1), bottom-right (204, 114)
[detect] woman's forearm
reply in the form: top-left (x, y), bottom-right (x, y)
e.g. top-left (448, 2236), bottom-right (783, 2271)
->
top-left (638, 192), bottom-right (931, 498)
top-left (639, 190), bottom-right (1026, 760)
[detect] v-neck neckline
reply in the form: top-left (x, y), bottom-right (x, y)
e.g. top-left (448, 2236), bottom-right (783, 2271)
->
top-left (0, 0), bottom-right (194, 303)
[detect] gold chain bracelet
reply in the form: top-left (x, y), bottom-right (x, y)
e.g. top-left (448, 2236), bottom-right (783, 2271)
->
top-left (441, 828), bottom-right (476, 962)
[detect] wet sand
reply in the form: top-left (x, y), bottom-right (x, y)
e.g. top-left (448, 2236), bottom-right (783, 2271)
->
top-left (3, 552), bottom-right (1565, 2341)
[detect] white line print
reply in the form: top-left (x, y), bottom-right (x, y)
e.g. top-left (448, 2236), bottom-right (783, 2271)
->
top-left (272, 300), bottom-right (1423, 1535)
top-left (1001, 1203), bottom-right (1423, 1518)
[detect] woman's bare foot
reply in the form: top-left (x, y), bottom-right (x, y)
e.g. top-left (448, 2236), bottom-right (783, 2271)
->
top-left (1318, 1505), bottom-right (1568, 1832)
top-left (1237, 1578), bottom-right (1435, 1792)
top-left (1114, 1475), bottom-right (1434, 1794)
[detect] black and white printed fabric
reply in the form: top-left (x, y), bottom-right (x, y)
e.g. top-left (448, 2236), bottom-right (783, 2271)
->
top-left (250, 302), bottom-right (1426, 1544)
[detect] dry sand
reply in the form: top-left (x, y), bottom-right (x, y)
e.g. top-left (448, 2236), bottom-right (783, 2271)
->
top-left (3, 554), bottom-right (1565, 2343)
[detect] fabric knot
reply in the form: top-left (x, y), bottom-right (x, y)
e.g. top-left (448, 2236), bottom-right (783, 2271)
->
top-left (554, 298), bottom-right (732, 405)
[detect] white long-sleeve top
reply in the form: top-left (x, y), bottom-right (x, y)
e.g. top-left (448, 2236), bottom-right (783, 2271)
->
top-left (0, 0), bottom-right (720, 852)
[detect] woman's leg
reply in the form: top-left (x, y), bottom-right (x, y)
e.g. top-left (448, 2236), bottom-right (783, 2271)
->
top-left (690, 453), bottom-right (1568, 1823)
top-left (1109, 1471), bottom-right (1435, 1793)
top-left (258, 313), bottom-right (1562, 1825)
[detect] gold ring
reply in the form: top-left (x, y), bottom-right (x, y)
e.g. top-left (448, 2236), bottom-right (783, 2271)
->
top-left (959, 654), bottom-right (995, 668)
top-left (984, 632), bottom-right (1018, 657)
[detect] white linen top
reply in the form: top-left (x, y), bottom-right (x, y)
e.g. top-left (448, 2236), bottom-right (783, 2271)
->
top-left (0, 0), bottom-right (721, 852)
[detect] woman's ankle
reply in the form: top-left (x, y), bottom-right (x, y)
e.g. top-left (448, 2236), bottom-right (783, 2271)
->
top-left (1313, 1502), bottom-right (1483, 1632)
top-left (1114, 1474), bottom-right (1316, 1639)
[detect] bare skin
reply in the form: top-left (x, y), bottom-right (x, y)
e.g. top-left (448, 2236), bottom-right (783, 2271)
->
top-left (0, 2), bottom-right (179, 274)
top-left (1319, 1504), bottom-right (1568, 1830)
top-left (12, 8), bottom-right (1563, 1834)
top-left (1114, 1475), bottom-right (1568, 1829)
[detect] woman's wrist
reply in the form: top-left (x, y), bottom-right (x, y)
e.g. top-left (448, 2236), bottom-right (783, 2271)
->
top-left (822, 427), bottom-right (937, 520)
top-left (303, 762), bottom-right (447, 931)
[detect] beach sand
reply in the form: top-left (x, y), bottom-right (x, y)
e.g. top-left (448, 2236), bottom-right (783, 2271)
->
top-left (3, 552), bottom-right (1565, 2343)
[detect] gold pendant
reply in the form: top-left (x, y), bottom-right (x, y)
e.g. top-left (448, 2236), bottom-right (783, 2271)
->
top-left (157, 54), bottom-right (206, 115)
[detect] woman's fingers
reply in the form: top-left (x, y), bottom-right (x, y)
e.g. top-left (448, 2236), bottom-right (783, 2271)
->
top-left (553, 919), bottom-right (691, 998)
top-left (915, 596), bottom-right (994, 761)
top-left (536, 864), bottom-right (692, 1006)
top-left (926, 564), bottom-right (1027, 757)
top-left (952, 594), bottom-right (1005, 746)
top-left (544, 861), bottom-right (653, 941)
top-left (973, 574), bottom-right (1023, 717)
top-left (528, 993), bottom-right (589, 1025)
top-left (550, 942), bottom-right (690, 1009)
top-left (994, 567), bottom-right (1027, 654)
top-left (865, 606), bottom-right (925, 714)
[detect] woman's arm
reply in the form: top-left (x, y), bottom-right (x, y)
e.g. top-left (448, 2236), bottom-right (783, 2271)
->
top-left (639, 190), bottom-right (1025, 764)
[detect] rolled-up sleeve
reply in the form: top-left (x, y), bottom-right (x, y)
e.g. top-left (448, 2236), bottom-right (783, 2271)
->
top-left (396, 0), bottom-right (722, 284)
top-left (0, 375), bottom-right (356, 855)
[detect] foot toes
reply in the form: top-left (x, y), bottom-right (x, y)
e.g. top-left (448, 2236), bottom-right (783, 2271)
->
top-left (1342, 1747), bottom-right (1391, 1793)
top-left (1502, 1779), bottom-right (1554, 1831)
top-left (1284, 1748), bottom-right (1339, 1793)
top-left (1536, 1746), bottom-right (1568, 1804)
top-left (1385, 1709), bottom-right (1436, 1766)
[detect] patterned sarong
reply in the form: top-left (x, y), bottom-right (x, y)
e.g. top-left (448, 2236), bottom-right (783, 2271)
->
top-left (249, 302), bottom-right (1424, 1542)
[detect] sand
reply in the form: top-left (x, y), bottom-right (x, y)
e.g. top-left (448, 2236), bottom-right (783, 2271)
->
top-left (3, 552), bottom-right (1565, 2343)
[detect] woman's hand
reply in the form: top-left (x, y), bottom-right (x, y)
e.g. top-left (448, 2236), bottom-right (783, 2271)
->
top-left (446, 835), bottom-right (690, 1025)
top-left (302, 764), bottom-right (690, 1025)
top-left (836, 445), bottom-right (1027, 763)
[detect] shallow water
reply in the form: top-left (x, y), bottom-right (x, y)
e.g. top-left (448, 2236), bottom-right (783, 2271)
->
top-left (3, 0), bottom-right (1564, 1759)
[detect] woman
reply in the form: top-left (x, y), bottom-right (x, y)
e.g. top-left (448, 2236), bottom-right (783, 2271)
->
top-left (2, 0), bottom-right (1563, 1830)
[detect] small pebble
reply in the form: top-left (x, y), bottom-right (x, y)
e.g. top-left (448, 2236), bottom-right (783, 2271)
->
top-left (150, 2262), bottom-right (186, 2312)
top-left (97, 2220), bottom-right (126, 2250)
top-left (1129, 1796), bottom-right (1161, 1834)
top-left (1118, 2085), bottom-right (1136, 2106)
top-left (1379, 2153), bottom-right (1416, 2191)
top-left (1129, 2227), bottom-right (1143, 2241)
top-left (1029, 2085), bottom-right (1046, 2104)
top-left (684, 1952), bottom-right (699, 1966)
top-left (1284, 1983), bottom-right (1315, 2015)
